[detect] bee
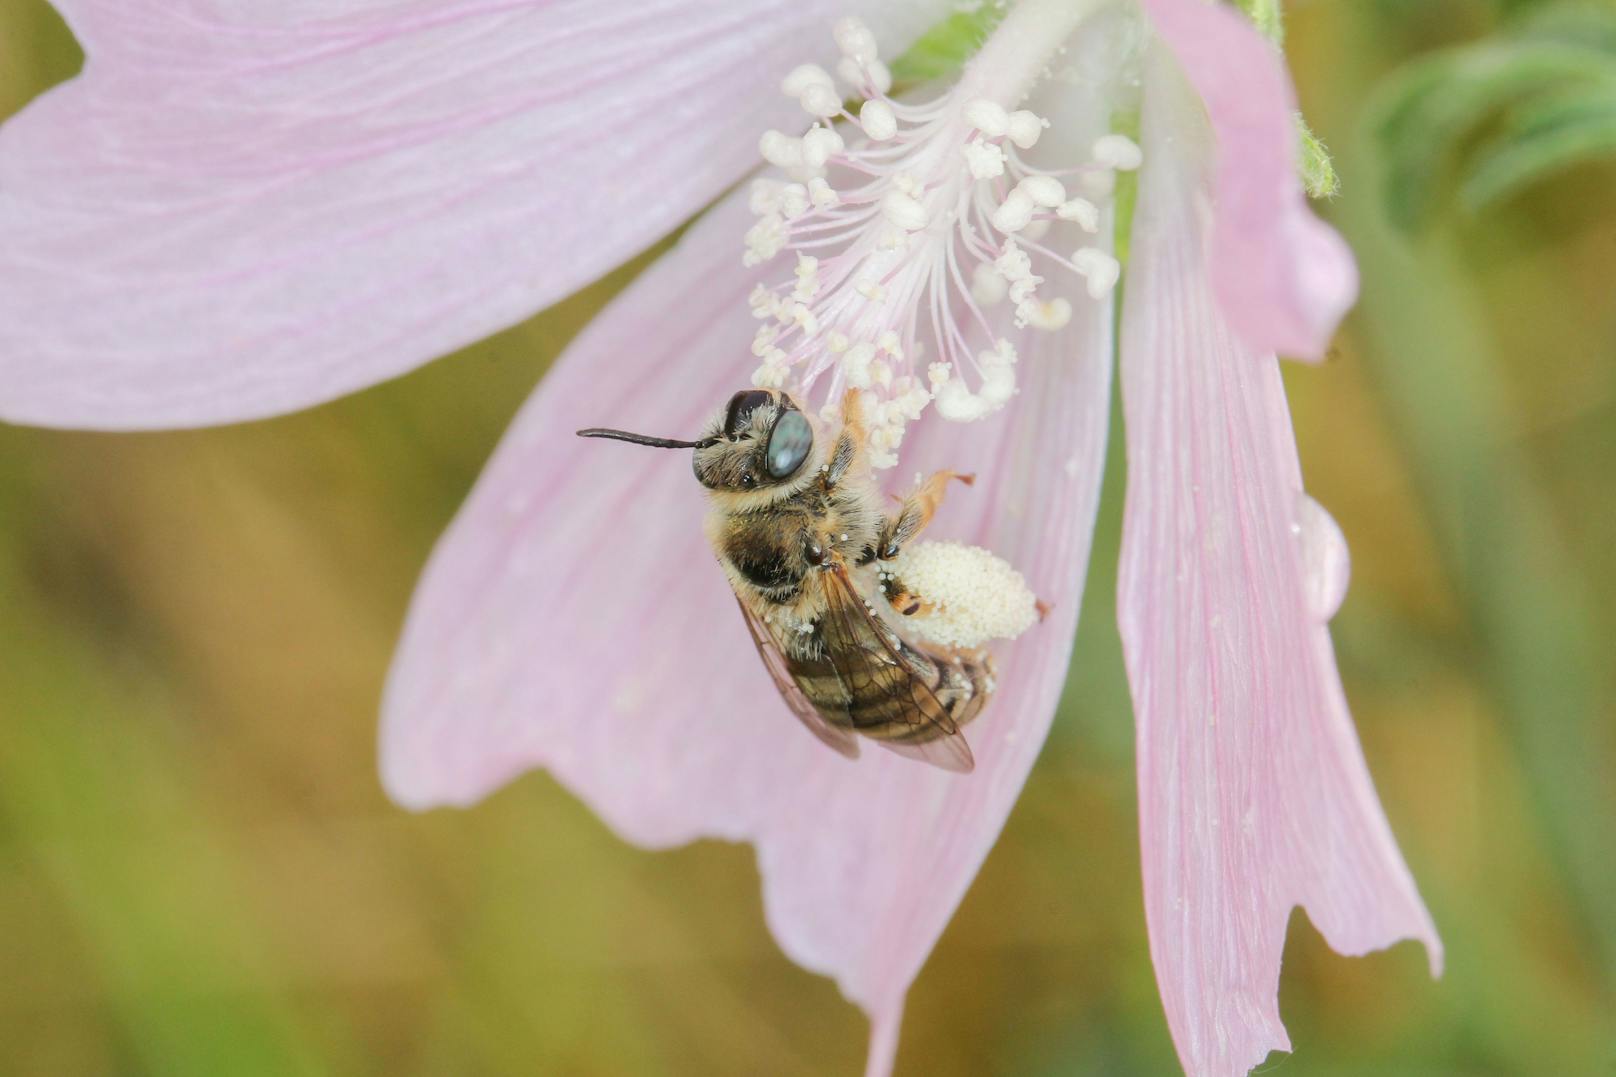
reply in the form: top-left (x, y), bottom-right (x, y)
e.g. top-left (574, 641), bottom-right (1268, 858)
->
top-left (577, 387), bottom-right (992, 772)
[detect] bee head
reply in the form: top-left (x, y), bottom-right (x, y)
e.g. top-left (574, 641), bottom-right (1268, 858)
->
top-left (691, 389), bottom-right (815, 492)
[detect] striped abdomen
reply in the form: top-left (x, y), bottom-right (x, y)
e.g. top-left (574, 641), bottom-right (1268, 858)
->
top-left (785, 624), bottom-right (994, 746)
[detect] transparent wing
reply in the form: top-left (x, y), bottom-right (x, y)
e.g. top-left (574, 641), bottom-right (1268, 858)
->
top-left (819, 564), bottom-right (975, 774)
top-left (736, 597), bottom-right (860, 760)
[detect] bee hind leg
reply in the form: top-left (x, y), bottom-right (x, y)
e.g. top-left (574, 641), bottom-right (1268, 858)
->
top-left (878, 471), bottom-right (974, 559)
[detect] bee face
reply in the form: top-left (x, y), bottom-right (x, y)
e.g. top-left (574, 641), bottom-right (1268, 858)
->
top-left (693, 389), bottom-right (815, 491)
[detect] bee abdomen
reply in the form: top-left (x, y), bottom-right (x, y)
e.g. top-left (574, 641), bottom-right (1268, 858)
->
top-left (789, 646), bottom-right (994, 742)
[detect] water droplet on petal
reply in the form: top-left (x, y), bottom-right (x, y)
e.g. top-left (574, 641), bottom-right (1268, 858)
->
top-left (1294, 493), bottom-right (1350, 620)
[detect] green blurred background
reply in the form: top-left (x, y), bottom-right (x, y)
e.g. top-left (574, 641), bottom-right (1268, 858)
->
top-left (1, 1), bottom-right (1612, 1073)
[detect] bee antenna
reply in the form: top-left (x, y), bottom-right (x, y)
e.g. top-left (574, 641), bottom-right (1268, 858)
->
top-left (576, 428), bottom-right (718, 450)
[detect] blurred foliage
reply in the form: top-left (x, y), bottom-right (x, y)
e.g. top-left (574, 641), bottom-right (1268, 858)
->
top-left (1373, 3), bottom-right (1616, 228)
top-left (888, 2), bottom-right (1007, 86)
top-left (0, 1), bottom-right (1613, 1076)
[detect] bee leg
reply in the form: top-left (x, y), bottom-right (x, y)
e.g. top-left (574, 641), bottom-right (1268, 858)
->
top-left (877, 471), bottom-right (974, 559)
top-left (822, 389), bottom-right (867, 489)
top-left (883, 584), bottom-right (936, 617)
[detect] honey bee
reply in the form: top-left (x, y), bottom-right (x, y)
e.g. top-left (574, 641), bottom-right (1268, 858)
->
top-left (577, 387), bottom-right (993, 772)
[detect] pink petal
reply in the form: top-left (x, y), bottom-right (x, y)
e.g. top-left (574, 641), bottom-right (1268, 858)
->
top-left (0, 0), bottom-right (948, 429)
top-left (1140, 0), bottom-right (1357, 361)
top-left (1117, 51), bottom-right (1440, 1077)
top-left (381, 185), bottom-right (1114, 1072)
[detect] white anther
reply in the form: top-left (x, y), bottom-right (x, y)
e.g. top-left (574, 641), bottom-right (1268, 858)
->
top-left (1006, 110), bottom-right (1047, 149)
top-left (1021, 218), bottom-right (1051, 242)
top-left (778, 182), bottom-right (809, 218)
top-left (801, 126), bottom-right (844, 168)
top-left (840, 56), bottom-right (893, 95)
top-left (748, 178), bottom-right (782, 216)
top-left (964, 99), bottom-right (1009, 137)
top-left (877, 329), bottom-right (902, 358)
top-left (781, 63), bottom-right (835, 98)
top-left (1056, 197), bottom-right (1100, 232)
top-left (882, 189), bottom-right (929, 231)
top-left (752, 359), bottom-right (789, 389)
top-left (1025, 297), bottom-right (1072, 331)
top-left (892, 171), bottom-right (923, 198)
top-left (751, 324), bottom-right (779, 357)
top-left (799, 82), bottom-right (843, 119)
top-left (790, 301), bottom-right (819, 334)
top-left (979, 353), bottom-right (1016, 406)
top-left (994, 242), bottom-right (1033, 283)
top-left (856, 278), bottom-right (886, 301)
top-left (759, 130), bottom-right (802, 169)
top-left (1017, 174), bottom-right (1066, 208)
top-left (962, 141), bottom-right (1006, 179)
top-left (807, 176), bottom-right (839, 209)
top-left (859, 99), bottom-right (898, 141)
top-left (827, 331), bottom-right (850, 353)
top-left (843, 342), bottom-right (876, 388)
top-left (743, 214), bottom-right (788, 266)
top-left (863, 59), bottom-right (892, 95)
top-left (792, 254), bottom-right (819, 300)
top-left (747, 283), bottom-right (776, 318)
top-left (990, 189), bottom-right (1035, 233)
top-left (1072, 247), bottom-right (1121, 298)
top-left (971, 263), bottom-right (1008, 305)
top-left (833, 16), bottom-right (879, 63)
top-left (1093, 133), bottom-right (1143, 171)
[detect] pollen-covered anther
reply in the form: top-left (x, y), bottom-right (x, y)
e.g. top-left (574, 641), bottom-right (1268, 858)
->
top-left (780, 63), bottom-right (834, 98)
top-left (751, 325), bottom-right (779, 357)
top-left (833, 16), bottom-right (878, 63)
top-left (792, 254), bottom-right (820, 301)
top-left (859, 100), bottom-right (897, 141)
top-left (930, 341), bottom-right (1017, 422)
top-left (743, 214), bottom-right (787, 267)
top-left (1025, 298), bottom-right (1072, 331)
top-left (801, 126), bottom-right (844, 169)
top-left (882, 190), bottom-right (930, 232)
top-left (798, 82), bottom-right (843, 119)
top-left (964, 99), bottom-right (1010, 138)
top-left (991, 189), bottom-right (1036, 234)
top-left (1056, 197), bottom-right (1100, 232)
top-left (962, 141), bottom-right (1006, 179)
top-left (1071, 247), bottom-right (1121, 299)
top-left (885, 540), bottom-right (1039, 649)
top-left (842, 341), bottom-right (877, 388)
top-left (832, 15), bottom-right (891, 94)
top-left (1006, 110), bottom-right (1048, 150)
top-left (971, 263), bottom-right (1008, 305)
top-left (1017, 174), bottom-right (1066, 208)
top-left (1093, 133), bottom-right (1143, 171)
top-left (807, 176), bottom-right (839, 209)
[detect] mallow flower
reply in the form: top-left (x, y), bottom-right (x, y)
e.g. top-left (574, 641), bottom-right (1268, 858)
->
top-left (0, 0), bottom-right (1441, 1073)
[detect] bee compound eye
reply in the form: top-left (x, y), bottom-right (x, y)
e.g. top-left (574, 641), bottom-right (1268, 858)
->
top-left (724, 390), bottom-right (773, 437)
top-left (765, 409), bottom-right (813, 479)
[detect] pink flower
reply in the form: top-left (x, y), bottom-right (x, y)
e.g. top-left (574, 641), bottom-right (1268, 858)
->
top-left (0, 1), bottom-right (1440, 1074)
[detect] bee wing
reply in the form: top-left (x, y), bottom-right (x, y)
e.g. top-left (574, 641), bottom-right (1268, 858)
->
top-left (819, 564), bottom-right (976, 774)
top-left (736, 597), bottom-right (861, 760)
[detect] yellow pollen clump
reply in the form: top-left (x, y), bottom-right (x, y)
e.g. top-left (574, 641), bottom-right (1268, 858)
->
top-left (884, 541), bottom-right (1037, 649)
